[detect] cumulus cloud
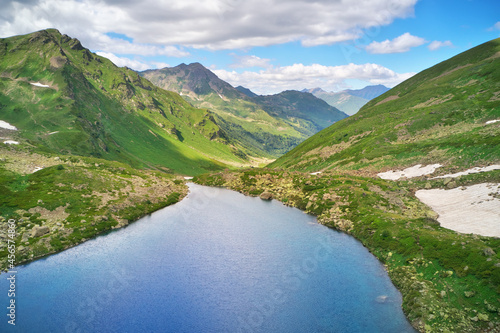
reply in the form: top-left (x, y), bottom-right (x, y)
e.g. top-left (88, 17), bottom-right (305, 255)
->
top-left (214, 63), bottom-right (415, 95)
top-left (229, 55), bottom-right (272, 69)
top-left (488, 21), bottom-right (500, 31)
top-left (428, 40), bottom-right (453, 51)
top-left (96, 52), bottom-right (162, 71)
top-left (0, 0), bottom-right (418, 50)
top-left (366, 33), bottom-right (426, 54)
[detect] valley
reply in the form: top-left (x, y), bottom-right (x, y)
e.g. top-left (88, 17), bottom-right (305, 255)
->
top-left (0, 28), bottom-right (499, 333)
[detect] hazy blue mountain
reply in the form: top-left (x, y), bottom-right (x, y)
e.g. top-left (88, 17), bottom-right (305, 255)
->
top-left (304, 85), bottom-right (390, 115)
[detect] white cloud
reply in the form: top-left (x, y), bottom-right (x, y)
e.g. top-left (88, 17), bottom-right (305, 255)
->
top-left (214, 63), bottom-right (415, 95)
top-left (149, 61), bottom-right (171, 70)
top-left (229, 55), bottom-right (272, 69)
top-left (96, 52), bottom-right (152, 71)
top-left (366, 33), bottom-right (426, 54)
top-left (90, 34), bottom-right (190, 57)
top-left (428, 40), bottom-right (453, 51)
top-left (489, 21), bottom-right (500, 31)
top-left (0, 0), bottom-right (418, 51)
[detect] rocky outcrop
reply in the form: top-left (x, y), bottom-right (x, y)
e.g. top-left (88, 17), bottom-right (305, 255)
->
top-left (31, 225), bottom-right (50, 237)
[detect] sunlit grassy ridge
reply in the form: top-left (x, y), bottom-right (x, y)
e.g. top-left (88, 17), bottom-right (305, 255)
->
top-left (270, 38), bottom-right (500, 173)
top-left (0, 29), bottom-right (249, 175)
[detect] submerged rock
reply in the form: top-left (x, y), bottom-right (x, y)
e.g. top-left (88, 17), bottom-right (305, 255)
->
top-left (259, 191), bottom-right (273, 200)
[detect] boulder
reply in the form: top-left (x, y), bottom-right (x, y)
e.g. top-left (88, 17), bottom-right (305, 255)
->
top-left (446, 181), bottom-right (457, 189)
top-left (31, 225), bottom-right (50, 237)
top-left (259, 191), bottom-right (273, 200)
top-left (484, 247), bottom-right (496, 256)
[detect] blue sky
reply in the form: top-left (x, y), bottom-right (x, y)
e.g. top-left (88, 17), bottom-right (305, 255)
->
top-left (1, 0), bottom-right (499, 94)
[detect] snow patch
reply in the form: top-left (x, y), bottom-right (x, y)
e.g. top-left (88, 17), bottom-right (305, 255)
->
top-left (184, 176), bottom-right (194, 180)
top-left (3, 140), bottom-right (19, 145)
top-left (33, 167), bottom-right (44, 173)
top-left (310, 172), bottom-right (322, 175)
top-left (485, 119), bottom-right (500, 125)
top-left (0, 120), bottom-right (17, 131)
top-left (432, 165), bottom-right (500, 179)
top-left (378, 164), bottom-right (442, 180)
top-left (30, 82), bottom-right (50, 88)
top-left (416, 183), bottom-right (500, 237)
top-left (48, 131), bottom-right (59, 135)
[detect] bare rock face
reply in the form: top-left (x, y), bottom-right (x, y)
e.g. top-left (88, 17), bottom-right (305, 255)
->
top-left (31, 225), bottom-right (50, 238)
top-left (259, 191), bottom-right (273, 200)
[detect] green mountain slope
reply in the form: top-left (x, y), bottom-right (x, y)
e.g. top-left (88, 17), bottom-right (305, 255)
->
top-left (141, 63), bottom-right (348, 157)
top-left (255, 90), bottom-right (348, 133)
top-left (271, 38), bottom-right (500, 174)
top-left (0, 30), bottom-right (247, 175)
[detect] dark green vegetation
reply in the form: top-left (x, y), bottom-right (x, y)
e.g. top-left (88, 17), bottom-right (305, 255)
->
top-left (141, 63), bottom-right (347, 157)
top-left (0, 145), bottom-right (187, 270)
top-left (303, 85), bottom-right (390, 116)
top-left (272, 38), bottom-right (500, 173)
top-left (195, 169), bottom-right (500, 332)
top-left (0, 29), bottom-right (253, 176)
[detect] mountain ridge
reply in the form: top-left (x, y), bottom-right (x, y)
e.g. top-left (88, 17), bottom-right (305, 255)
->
top-left (141, 63), bottom-right (348, 157)
top-left (0, 29), bottom-right (249, 175)
top-left (303, 85), bottom-right (390, 115)
top-left (270, 37), bottom-right (500, 175)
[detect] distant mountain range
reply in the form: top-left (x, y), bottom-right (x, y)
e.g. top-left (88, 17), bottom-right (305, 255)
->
top-left (141, 63), bottom-right (347, 157)
top-left (302, 85), bottom-right (390, 115)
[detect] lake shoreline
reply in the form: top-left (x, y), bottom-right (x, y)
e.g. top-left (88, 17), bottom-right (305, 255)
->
top-left (194, 179), bottom-right (420, 332)
top-left (1, 181), bottom-right (416, 333)
top-left (194, 169), bottom-right (500, 332)
top-left (1, 184), bottom-right (188, 274)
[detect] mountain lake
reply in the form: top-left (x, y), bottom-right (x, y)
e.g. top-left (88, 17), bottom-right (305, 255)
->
top-left (1, 183), bottom-right (416, 332)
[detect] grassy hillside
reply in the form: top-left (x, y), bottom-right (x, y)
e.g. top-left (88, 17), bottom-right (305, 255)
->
top-left (141, 63), bottom-right (347, 158)
top-left (271, 38), bottom-right (500, 174)
top-left (0, 144), bottom-right (187, 271)
top-left (0, 29), bottom-right (248, 175)
top-left (255, 90), bottom-right (347, 133)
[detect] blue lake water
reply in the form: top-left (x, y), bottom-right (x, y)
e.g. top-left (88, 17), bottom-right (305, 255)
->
top-left (1, 183), bottom-right (415, 332)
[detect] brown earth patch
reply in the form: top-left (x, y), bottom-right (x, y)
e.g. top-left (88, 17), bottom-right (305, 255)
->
top-left (375, 94), bottom-right (399, 106)
top-left (431, 64), bottom-right (472, 81)
top-left (412, 94), bottom-right (454, 109)
top-left (28, 203), bottom-right (70, 223)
